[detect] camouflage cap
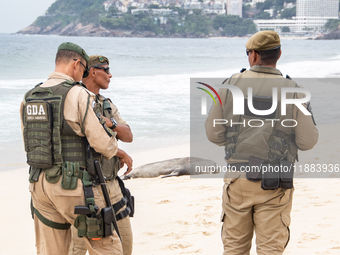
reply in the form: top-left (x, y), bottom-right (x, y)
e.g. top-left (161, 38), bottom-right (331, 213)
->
top-left (58, 42), bottom-right (89, 65)
top-left (246, 31), bottom-right (281, 51)
top-left (88, 55), bottom-right (109, 68)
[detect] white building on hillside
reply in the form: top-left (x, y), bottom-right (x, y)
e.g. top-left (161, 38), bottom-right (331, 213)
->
top-left (227, 0), bottom-right (242, 17)
top-left (254, 19), bottom-right (298, 33)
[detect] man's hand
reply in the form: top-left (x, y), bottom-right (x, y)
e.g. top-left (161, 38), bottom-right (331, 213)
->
top-left (102, 116), bottom-right (133, 143)
top-left (102, 116), bottom-right (113, 128)
top-left (115, 149), bottom-right (133, 175)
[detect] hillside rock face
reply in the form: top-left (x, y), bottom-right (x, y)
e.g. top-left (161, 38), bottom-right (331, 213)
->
top-left (18, 23), bottom-right (113, 37)
top-left (17, 23), bottom-right (209, 38)
top-left (315, 29), bottom-right (340, 40)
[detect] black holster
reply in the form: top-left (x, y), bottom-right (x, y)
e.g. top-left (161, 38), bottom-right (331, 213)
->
top-left (117, 177), bottom-right (135, 218)
top-left (101, 207), bottom-right (114, 237)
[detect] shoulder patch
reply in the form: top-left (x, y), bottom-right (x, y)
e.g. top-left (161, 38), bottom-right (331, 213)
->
top-left (92, 100), bottom-right (96, 108)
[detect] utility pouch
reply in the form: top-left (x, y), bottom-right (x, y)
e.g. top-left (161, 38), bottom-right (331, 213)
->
top-left (45, 165), bottom-right (61, 184)
top-left (28, 167), bottom-right (41, 183)
top-left (101, 207), bottom-right (114, 237)
top-left (86, 144), bottom-right (101, 177)
top-left (61, 162), bottom-right (80, 190)
top-left (246, 157), bottom-right (264, 182)
top-left (74, 210), bottom-right (103, 239)
top-left (280, 160), bottom-right (294, 189)
top-left (261, 165), bottom-right (280, 190)
top-left (24, 100), bottom-right (53, 169)
top-left (102, 157), bottom-right (120, 180)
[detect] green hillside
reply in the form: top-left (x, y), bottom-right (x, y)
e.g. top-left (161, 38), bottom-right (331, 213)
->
top-left (20, 0), bottom-right (258, 38)
top-left (35, 0), bottom-right (106, 28)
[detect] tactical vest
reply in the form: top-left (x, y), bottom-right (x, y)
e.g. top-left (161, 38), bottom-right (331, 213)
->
top-left (222, 71), bottom-right (298, 164)
top-left (92, 95), bottom-right (121, 180)
top-left (22, 81), bottom-right (87, 180)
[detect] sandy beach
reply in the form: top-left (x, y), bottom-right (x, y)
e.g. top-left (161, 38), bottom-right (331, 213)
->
top-left (1, 124), bottom-right (340, 255)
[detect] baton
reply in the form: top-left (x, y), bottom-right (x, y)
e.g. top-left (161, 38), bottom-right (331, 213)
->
top-left (94, 160), bottom-right (121, 240)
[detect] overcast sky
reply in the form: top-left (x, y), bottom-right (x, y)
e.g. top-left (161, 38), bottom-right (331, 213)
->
top-left (0, 0), bottom-right (56, 33)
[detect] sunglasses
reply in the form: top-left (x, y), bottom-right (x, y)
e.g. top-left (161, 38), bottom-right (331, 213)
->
top-left (246, 49), bottom-right (259, 56)
top-left (73, 59), bottom-right (89, 78)
top-left (94, 66), bottom-right (110, 74)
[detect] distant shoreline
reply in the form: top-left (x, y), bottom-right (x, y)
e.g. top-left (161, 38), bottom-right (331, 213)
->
top-left (12, 32), bottom-right (319, 40)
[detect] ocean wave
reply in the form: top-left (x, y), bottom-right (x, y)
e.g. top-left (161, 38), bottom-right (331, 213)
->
top-left (279, 59), bottom-right (340, 78)
top-left (0, 79), bottom-right (44, 89)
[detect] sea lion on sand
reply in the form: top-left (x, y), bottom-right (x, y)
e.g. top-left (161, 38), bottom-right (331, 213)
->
top-left (121, 157), bottom-right (218, 180)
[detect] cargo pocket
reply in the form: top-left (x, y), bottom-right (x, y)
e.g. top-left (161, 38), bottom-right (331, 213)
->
top-left (277, 212), bottom-right (291, 250)
top-left (224, 177), bottom-right (242, 205)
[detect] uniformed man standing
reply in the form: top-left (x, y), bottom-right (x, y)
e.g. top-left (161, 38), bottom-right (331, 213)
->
top-left (205, 31), bottom-right (318, 254)
top-left (21, 43), bottom-right (123, 254)
top-left (69, 55), bottom-right (134, 255)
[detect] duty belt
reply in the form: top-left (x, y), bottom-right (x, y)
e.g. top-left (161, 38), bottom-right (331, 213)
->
top-left (112, 197), bottom-right (131, 221)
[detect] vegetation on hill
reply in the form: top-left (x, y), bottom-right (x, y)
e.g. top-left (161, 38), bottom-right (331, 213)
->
top-left (242, 0), bottom-right (296, 19)
top-left (27, 0), bottom-right (259, 37)
top-left (324, 19), bottom-right (340, 31)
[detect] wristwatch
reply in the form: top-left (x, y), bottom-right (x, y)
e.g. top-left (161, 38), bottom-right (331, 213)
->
top-left (110, 118), bottom-right (118, 129)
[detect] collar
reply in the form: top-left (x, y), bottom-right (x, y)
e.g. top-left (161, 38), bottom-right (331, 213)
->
top-left (250, 65), bottom-right (282, 76)
top-left (48, 72), bottom-right (75, 82)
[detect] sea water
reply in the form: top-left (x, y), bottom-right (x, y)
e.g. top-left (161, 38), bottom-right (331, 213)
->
top-left (0, 33), bottom-right (339, 170)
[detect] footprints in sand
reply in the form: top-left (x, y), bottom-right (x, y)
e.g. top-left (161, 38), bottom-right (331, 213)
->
top-left (157, 199), bottom-right (171, 204)
top-left (298, 233), bottom-right (321, 244)
top-left (317, 224), bottom-right (331, 228)
top-left (166, 243), bottom-right (192, 250)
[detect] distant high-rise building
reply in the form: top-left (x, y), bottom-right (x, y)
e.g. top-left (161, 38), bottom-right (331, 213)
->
top-left (254, 0), bottom-right (339, 34)
top-left (297, 0), bottom-right (339, 18)
top-left (295, 0), bottom-right (339, 33)
top-left (227, 0), bottom-right (242, 17)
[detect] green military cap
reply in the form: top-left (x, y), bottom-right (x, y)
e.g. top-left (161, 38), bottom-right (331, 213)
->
top-left (58, 42), bottom-right (89, 65)
top-left (88, 55), bottom-right (109, 68)
top-left (246, 31), bottom-right (281, 51)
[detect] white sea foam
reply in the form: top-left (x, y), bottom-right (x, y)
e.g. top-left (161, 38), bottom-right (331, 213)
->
top-left (1, 35), bottom-right (340, 166)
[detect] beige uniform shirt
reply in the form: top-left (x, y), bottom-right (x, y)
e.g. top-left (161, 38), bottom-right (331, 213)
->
top-left (96, 94), bottom-right (128, 126)
top-left (21, 72), bottom-right (118, 160)
top-left (205, 65), bottom-right (318, 163)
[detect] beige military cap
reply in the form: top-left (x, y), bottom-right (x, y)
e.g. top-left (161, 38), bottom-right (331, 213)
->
top-left (88, 55), bottom-right (109, 68)
top-left (246, 31), bottom-right (281, 51)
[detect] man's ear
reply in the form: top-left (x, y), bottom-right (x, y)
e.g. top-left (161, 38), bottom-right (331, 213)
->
top-left (278, 50), bottom-right (282, 61)
top-left (252, 51), bottom-right (260, 65)
top-left (72, 59), bottom-right (79, 71)
top-left (89, 68), bottom-right (96, 77)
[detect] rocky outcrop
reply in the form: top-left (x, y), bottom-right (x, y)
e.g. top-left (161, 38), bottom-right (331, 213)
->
top-left (17, 22), bottom-right (210, 38)
top-left (315, 29), bottom-right (340, 40)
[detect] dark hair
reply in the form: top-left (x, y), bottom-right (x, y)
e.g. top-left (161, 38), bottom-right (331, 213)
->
top-left (55, 49), bottom-right (85, 65)
top-left (257, 47), bottom-right (281, 65)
